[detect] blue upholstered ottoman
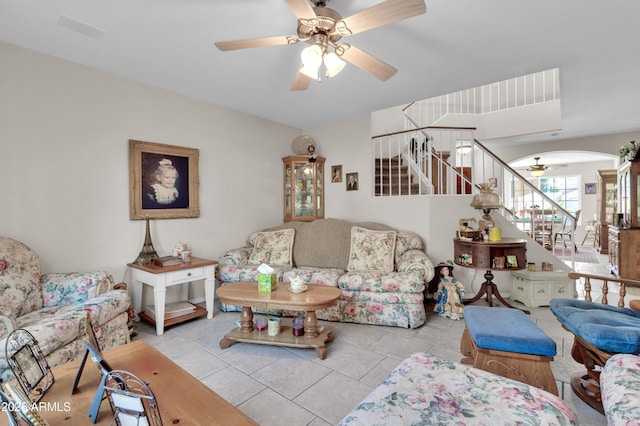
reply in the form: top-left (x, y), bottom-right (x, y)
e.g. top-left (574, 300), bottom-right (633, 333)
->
top-left (460, 306), bottom-right (559, 395)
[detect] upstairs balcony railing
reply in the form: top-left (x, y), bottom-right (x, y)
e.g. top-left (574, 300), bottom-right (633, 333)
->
top-left (403, 68), bottom-right (560, 128)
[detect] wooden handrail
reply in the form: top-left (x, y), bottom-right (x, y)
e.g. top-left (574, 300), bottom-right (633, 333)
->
top-left (567, 272), bottom-right (640, 307)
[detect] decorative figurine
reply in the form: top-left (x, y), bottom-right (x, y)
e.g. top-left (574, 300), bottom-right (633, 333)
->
top-left (172, 242), bottom-right (188, 257)
top-left (433, 261), bottom-right (465, 320)
top-left (307, 144), bottom-right (317, 162)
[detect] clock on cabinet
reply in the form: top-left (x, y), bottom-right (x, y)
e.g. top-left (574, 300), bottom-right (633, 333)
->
top-left (283, 156), bottom-right (325, 222)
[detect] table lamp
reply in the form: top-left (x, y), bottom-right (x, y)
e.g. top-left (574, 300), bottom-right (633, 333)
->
top-left (470, 178), bottom-right (502, 231)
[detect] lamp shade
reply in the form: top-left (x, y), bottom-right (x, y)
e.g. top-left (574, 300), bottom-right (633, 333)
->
top-left (470, 192), bottom-right (502, 210)
top-left (301, 44), bottom-right (322, 67)
top-left (530, 169), bottom-right (545, 177)
top-left (470, 178), bottom-right (502, 210)
top-left (324, 51), bottom-right (345, 78)
top-left (300, 63), bottom-right (319, 79)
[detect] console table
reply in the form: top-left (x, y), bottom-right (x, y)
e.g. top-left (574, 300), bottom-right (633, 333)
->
top-left (453, 238), bottom-right (529, 313)
top-left (129, 257), bottom-right (217, 335)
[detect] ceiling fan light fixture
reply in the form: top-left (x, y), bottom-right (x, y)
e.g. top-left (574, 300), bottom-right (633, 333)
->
top-left (527, 157), bottom-right (548, 177)
top-left (323, 51), bottom-right (345, 77)
top-left (300, 63), bottom-right (320, 80)
top-left (301, 44), bottom-right (323, 67)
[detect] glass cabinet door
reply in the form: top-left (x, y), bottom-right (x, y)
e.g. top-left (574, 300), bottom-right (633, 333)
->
top-left (283, 155), bottom-right (325, 222)
top-left (605, 180), bottom-right (617, 225)
top-left (616, 160), bottom-right (640, 228)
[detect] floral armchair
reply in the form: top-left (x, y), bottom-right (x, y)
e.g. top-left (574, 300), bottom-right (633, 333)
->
top-left (0, 236), bottom-right (131, 382)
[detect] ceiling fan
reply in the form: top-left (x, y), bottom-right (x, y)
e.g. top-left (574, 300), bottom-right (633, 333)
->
top-left (215, 0), bottom-right (427, 91)
top-left (527, 157), bottom-right (549, 177)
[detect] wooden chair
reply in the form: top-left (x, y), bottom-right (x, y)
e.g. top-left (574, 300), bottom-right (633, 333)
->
top-left (554, 209), bottom-right (581, 251)
top-left (581, 218), bottom-right (596, 246)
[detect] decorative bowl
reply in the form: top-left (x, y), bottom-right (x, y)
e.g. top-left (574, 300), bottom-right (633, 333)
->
top-left (288, 285), bottom-right (307, 294)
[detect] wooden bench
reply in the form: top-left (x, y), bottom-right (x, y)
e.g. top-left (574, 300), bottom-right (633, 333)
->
top-left (460, 306), bottom-right (559, 395)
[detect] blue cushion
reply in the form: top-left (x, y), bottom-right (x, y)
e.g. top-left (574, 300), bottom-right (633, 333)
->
top-left (550, 298), bottom-right (640, 354)
top-left (463, 306), bottom-right (556, 357)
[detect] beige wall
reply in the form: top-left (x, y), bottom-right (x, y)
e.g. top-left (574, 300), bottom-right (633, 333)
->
top-left (0, 42), bottom-right (299, 306)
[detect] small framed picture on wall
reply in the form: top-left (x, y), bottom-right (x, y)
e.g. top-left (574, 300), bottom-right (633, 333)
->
top-left (346, 172), bottom-right (358, 191)
top-left (584, 183), bottom-right (596, 194)
top-left (331, 165), bottom-right (342, 183)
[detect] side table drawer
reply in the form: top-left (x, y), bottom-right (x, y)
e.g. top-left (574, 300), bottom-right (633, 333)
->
top-left (166, 267), bottom-right (205, 284)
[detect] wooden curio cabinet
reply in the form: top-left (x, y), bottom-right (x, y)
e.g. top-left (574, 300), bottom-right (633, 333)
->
top-left (283, 156), bottom-right (325, 222)
top-left (617, 160), bottom-right (640, 228)
top-left (609, 159), bottom-right (640, 278)
top-left (595, 169), bottom-right (617, 254)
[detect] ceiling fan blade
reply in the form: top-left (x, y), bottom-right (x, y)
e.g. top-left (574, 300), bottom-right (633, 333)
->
top-left (215, 35), bottom-right (299, 51)
top-left (291, 64), bottom-right (312, 91)
top-left (336, 44), bottom-right (397, 81)
top-left (284, 0), bottom-right (317, 21)
top-left (332, 0), bottom-right (426, 36)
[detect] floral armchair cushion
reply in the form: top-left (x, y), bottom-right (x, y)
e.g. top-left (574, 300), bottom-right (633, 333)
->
top-left (347, 227), bottom-right (396, 273)
top-left (42, 271), bottom-right (109, 307)
top-left (248, 229), bottom-right (295, 267)
top-left (601, 353), bottom-right (640, 425)
top-left (0, 237), bottom-right (43, 318)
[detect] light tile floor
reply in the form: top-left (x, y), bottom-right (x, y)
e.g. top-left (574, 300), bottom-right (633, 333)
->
top-left (134, 247), bottom-right (612, 426)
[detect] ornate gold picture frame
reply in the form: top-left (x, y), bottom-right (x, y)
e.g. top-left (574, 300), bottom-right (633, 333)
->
top-left (129, 140), bottom-right (200, 220)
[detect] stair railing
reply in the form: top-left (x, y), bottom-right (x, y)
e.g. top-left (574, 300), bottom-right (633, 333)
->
top-left (372, 126), bottom-right (476, 196)
top-left (372, 128), bottom-right (579, 260)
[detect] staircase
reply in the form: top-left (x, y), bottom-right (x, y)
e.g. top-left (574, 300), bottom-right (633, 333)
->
top-left (374, 156), bottom-right (420, 196)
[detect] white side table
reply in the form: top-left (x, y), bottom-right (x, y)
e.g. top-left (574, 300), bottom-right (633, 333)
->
top-left (129, 257), bottom-right (218, 335)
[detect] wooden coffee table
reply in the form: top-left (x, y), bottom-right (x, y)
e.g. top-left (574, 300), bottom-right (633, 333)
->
top-left (216, 282), bottom-right (341, 359)
top-left (0, 340), bottom-right (257, 426)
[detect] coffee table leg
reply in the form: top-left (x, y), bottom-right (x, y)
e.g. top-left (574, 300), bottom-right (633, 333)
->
top-left (240, 306), bottom-right (254, 332)
top-left (304, 310), bottom-right (319, 338)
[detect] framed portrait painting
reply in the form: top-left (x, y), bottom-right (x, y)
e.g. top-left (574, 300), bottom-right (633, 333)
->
top-left (584, 183), bottom-right (596, 194)
top-left (346, 172), bottom-right (358, 191)
top-left (129, 140), bottom-right (200, 220)
top-left (331, 165), bottom-right (342, 183)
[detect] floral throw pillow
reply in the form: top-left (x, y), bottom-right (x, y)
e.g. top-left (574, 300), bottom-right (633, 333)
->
top-left (347, 226), bottom-right (396, 272)
top-left (248, 229), bottom-right (295, 267)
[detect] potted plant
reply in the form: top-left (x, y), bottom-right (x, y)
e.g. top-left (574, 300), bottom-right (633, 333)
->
top-left (620, 140), bottom-right (639, 161)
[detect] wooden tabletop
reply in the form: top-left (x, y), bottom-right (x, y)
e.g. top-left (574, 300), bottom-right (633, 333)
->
top-left (127, 257), bottom-right (217, 274)
top-left (217, 282), bottom-right (342, 311)
top-left (453, 237), bottom-right (527, 246)
top-left (0, 340), bottom-right (257, 426)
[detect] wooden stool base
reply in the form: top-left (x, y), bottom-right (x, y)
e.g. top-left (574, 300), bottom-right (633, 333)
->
top-left (460, 326), bottom-right (558, 395)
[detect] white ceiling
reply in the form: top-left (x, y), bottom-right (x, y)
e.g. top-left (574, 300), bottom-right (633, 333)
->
top-left (1, 0), bottom-right (639, 146)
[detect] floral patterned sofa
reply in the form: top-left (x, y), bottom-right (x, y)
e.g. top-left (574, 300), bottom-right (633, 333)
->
top-left (338, 353), bottom-right (578, 425)
top-left (0, 236), bottom-right (131, 382)
top-left (218, 218), bottom-right (435, 328)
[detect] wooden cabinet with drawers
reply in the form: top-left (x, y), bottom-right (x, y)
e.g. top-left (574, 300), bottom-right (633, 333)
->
top-left (608, 227), bottom-right (640, 279)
